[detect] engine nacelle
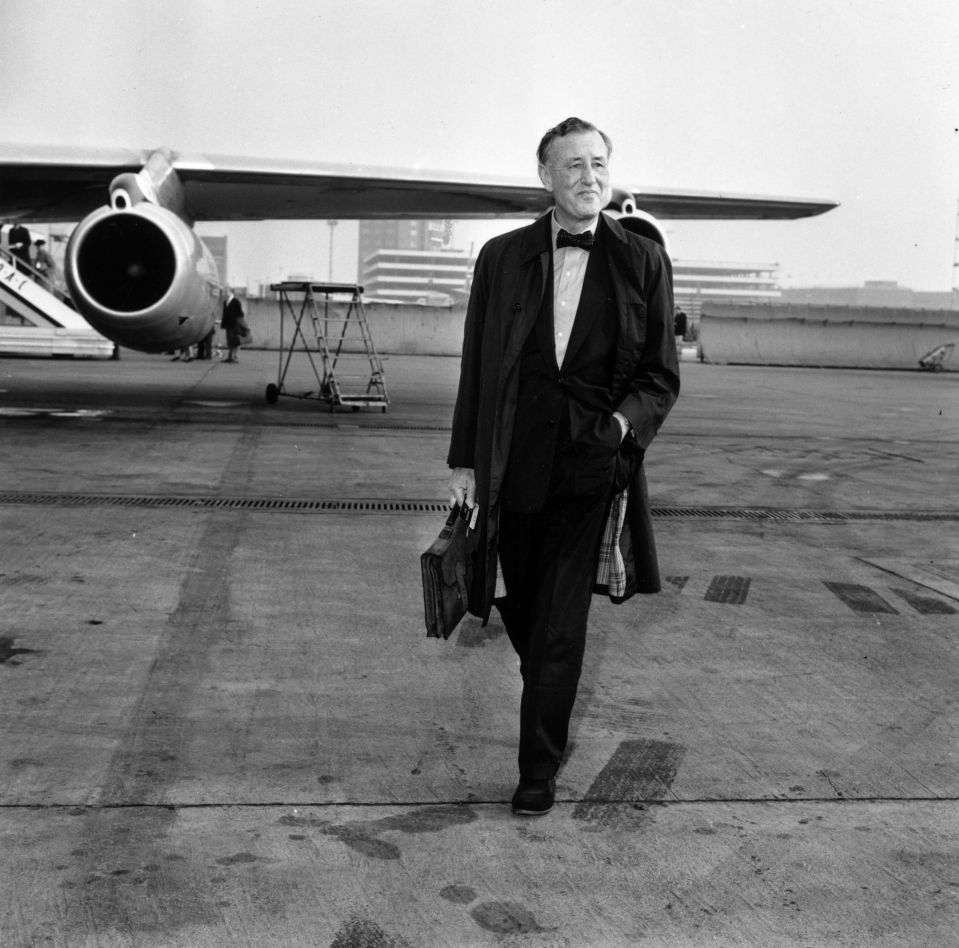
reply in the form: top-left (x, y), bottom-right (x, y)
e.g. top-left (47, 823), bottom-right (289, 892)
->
top-left (64, 203), bottom-right (220, 353)
top-left (605, 187), bottom-right (671, 255)
top-left (610, 210), bottom-right (671, 256)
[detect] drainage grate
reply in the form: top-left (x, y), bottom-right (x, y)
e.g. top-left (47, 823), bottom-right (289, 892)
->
top-left (0, 492), bottom-right (449, 514)
top-left (654, 506), bottom-right (845, 522)
top-left (0, 492), bottom-right (955, 522)
top-left (654, 506), bottom-right (959, 523)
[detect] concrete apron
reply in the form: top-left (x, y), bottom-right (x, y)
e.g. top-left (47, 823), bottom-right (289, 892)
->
top-left (1, 352), bottom-right (957, 947)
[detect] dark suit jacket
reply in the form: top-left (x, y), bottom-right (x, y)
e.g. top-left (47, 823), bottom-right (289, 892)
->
top-left (8, 224), bottom-right (31, 263)
top-left (449, 212), bottom-right (680, 620)
top-left (505, 218), bottom-right (625, 511)
top-left (221, 296), bottom-right (243, 330)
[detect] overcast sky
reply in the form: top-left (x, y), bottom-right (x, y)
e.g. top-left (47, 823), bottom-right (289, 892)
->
top-left (2, 0), bottom-right (957, 290)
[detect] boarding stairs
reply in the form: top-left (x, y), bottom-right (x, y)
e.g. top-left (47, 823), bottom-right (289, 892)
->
top-left (266, 282), bottom-right (389, 412)
top-left (0, 249), bottom-right (114, 357)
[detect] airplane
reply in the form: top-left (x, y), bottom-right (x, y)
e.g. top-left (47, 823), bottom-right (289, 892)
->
top-left (0, 143), bottom-right (838, 354)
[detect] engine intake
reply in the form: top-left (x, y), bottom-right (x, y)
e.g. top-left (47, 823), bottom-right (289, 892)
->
top-left (65, 203), bottom-right (220, 353)
top-left (76, 213), bottom-right (177, 313)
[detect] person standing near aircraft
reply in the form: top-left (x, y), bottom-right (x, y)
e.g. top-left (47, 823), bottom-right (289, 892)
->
top-left (447, 117), bottom-right (680, 816)
top-left (8, 223), bottom-right (32, 270)
top-left (220, 286), bottom-right (245, 363)
top-left (33, 239), bottom-right (56, 283)
top-left (196, 325), bottom-right (215, 360)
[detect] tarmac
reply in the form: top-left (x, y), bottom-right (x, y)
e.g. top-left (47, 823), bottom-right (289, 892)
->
top-left (0, 347), bottom-right (957, 948)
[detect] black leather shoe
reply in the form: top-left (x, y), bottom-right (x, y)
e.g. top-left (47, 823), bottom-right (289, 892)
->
top-left (511, 778), bottom-right (556, 815)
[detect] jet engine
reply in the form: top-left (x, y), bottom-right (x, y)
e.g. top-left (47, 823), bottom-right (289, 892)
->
top-left (605, 187), bottom-right (671, 254)
top-left (64, 201), bottom-right (220, 353)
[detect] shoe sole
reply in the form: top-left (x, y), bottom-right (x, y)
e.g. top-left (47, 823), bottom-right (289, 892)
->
top-left (511, 804), bottom-right (554, 816)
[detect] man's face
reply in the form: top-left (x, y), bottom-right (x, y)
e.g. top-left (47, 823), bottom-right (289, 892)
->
top-left (538, 130), bottom-right (611, 230)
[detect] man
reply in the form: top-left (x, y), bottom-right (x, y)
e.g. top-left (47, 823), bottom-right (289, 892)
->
top-left (447, 117), bottom-right (680, 816)
top-left (220, 286), bottom-right (245, 363)
top-left (8, 222), bottom-right (32, 269)
top-left (33, 239), bottom-right (56, 282)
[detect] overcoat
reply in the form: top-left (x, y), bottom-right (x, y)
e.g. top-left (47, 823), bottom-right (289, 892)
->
top-left (448, 212), bottom-right (680, 622)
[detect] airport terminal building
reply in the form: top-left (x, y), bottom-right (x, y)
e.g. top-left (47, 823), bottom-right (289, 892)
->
top-left (358, 220), bottom-right (472, 305)
top-left (671, 260), bottom-right (781, 322)
top-left (355, 220), bottom-right (787, 315)
top-left (359, 247), bottom-right (472, 305)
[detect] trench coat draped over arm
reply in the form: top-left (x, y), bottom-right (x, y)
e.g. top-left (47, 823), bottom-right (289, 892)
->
top-left (448, 213), bottom-right (680, 622)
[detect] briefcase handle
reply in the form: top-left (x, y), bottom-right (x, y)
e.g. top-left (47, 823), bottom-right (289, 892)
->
top-left (442, 502), bottom-right (474, 537)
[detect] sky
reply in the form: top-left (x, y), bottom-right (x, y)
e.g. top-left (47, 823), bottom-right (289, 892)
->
top-left (2, 0), bottom-right (958, 291)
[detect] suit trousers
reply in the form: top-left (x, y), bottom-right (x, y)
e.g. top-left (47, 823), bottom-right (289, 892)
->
top-left (498, 491), bottom-right (610, 780)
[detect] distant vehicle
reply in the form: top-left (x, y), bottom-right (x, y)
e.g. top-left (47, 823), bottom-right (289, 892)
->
top-left (0, 143), bottom-right (837, 357)
top-left (415, 293), bottom-right (455, 307)
top-left (918, 340), bottom-right (956, 372)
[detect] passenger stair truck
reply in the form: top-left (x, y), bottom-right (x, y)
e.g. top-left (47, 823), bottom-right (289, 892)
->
top-left (0, 250), bottom-right (114, 358)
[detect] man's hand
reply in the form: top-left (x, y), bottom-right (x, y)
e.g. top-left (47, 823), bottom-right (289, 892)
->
top-left (449, 467), bottom-right (476, 509)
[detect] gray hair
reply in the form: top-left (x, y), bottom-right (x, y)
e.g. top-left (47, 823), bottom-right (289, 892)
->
top-left (536, 117), bottom-right (612, 166)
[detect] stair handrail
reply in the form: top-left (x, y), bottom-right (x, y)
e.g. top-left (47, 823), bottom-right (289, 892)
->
top-left (0, 245), bottom-right (77, 309)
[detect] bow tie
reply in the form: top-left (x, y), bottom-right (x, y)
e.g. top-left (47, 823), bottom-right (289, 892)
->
top-left (556, 228), bottom-right (594, 250)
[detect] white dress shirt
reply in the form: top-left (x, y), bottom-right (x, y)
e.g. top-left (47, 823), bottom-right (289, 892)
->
top-left (550, 212), bottom-right (630, 441)
top-left (550, 212), bottom-right (598, 369)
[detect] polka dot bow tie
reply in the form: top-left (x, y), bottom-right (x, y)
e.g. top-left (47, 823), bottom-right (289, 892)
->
top-left (556, 229), bottom-right (594, 250)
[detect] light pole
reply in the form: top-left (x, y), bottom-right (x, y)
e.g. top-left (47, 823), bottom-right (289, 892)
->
top-left (327, 220), bottom-right (338, 282)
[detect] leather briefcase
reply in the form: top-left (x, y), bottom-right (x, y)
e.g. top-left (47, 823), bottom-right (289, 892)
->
top-left (421, 504), bottom-right (477, 639)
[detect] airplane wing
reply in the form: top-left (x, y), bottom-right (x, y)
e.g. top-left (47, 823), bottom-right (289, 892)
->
top-left (625, 187), bottom-right (839, 221)
top-left (0, 143), bottom-right (838, 356)
top-left (0, 144), bottom-right (838, 223)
